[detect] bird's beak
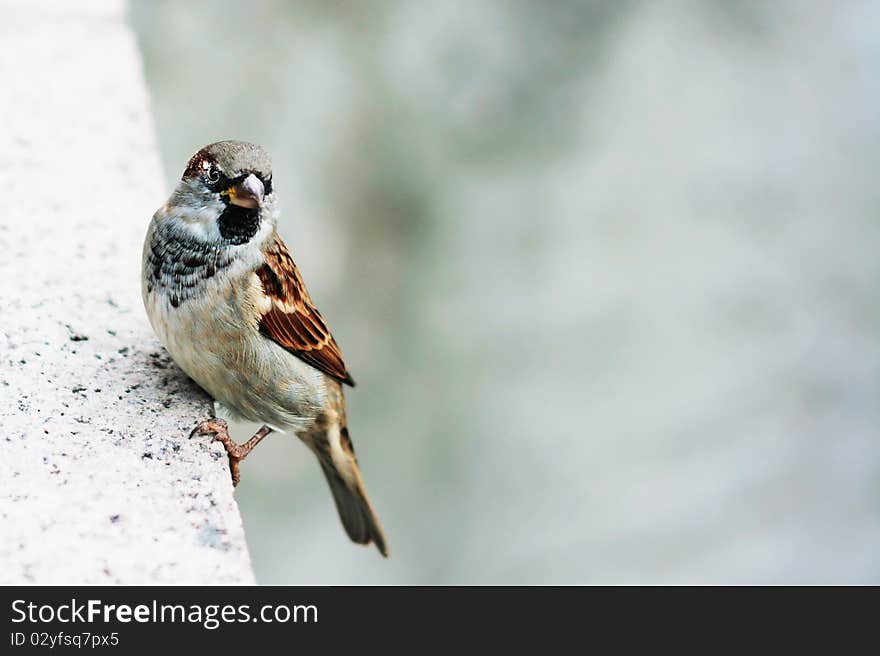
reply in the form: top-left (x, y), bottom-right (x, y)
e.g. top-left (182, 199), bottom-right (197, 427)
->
top-left (224, 173), bottom-right (264, 209)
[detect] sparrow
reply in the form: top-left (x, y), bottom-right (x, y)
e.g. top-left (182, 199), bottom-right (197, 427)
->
top-left (141, 140), bottom-right (388, 557)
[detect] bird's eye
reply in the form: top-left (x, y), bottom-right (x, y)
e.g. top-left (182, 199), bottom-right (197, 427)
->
top-left (204, 164), bottom-right (221, 185)
top-left (263, 175), bottom-right (273, 195)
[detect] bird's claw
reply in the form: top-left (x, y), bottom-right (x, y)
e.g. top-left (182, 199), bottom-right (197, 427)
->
top-left (189, 418), bottom-right (228, 440)
top-left (187, 418), bottom-right (241, 487)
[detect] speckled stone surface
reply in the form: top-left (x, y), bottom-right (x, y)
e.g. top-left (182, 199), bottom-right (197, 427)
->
top-left (0, 0), bottom-right (254, 584)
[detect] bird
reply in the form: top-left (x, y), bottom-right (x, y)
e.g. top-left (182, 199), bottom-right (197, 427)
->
top-left (141, 140), bottom-right (388, 557)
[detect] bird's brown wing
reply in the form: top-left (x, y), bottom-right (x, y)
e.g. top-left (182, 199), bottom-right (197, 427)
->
top-left (255, 235), bottom-right (355, 386)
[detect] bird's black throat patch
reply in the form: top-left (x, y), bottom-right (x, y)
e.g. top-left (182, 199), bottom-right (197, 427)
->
top-left (218, 204), bottom-right (261, 245)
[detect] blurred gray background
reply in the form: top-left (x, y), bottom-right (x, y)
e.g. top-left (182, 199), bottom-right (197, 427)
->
top-left (129, 0), bottom-right (880, 583)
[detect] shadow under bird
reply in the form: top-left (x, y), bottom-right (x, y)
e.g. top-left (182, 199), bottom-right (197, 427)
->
top-left (141, 140), bottom-right (388, 557)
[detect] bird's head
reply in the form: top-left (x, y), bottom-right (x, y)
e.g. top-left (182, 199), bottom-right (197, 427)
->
top-left (163, 140), bottom-right (279, 247)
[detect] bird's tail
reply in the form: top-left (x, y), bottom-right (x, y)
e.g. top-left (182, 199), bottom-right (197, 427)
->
top-left (316, 428), bottom-right (388, 557)
top-left (319, 459), bottom-right (388, 557)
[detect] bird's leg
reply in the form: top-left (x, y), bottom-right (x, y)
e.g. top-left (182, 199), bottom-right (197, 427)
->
top-left (189, 420), bottom-right (273, 487)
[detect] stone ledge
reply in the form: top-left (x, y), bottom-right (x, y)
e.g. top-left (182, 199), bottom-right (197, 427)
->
top-left (0, 0), bottom-right (254, 584)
